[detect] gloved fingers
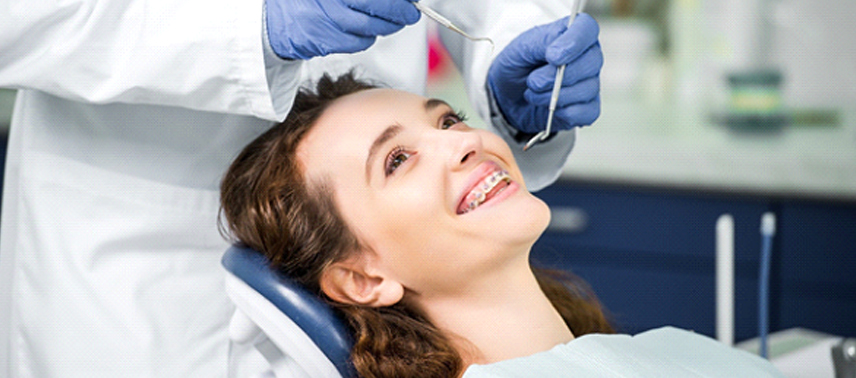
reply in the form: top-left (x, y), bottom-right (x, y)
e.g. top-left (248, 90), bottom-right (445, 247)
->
top-left (319, 34), bottom-right (378, 55)
top-left (494, 16), bottom-right (569, 73)
top-left (552, 96), bottom-right (601, 129)
top-left (487, 13), bottom-right (603, 133)
top-left (545, 13), bottom-right (600, 66)
top-left (324, 2), bottom-right (413, 37)
top-left (340, 0), bottom-right (421, 28)
top-left (526, 43), bottom-right (603, 92)
top-left (524, 76), bottom-right (599, 109)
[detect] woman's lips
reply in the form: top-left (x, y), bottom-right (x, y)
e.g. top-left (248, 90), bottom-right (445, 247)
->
top-left (457, 166), bottom-right (511, 215)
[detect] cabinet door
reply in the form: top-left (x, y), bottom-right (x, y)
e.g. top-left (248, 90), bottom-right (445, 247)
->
top-left (777, 201), bottom-right (856, 337)
top-left (533, 183), bottom-right (771, 341)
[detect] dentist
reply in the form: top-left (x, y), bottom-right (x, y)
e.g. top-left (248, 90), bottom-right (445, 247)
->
top-left (0, 0), bottom-right (602, 376)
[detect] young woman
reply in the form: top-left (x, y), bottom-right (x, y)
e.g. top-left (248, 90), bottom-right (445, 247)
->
top-left (220, 73), bottom-right (782, 377)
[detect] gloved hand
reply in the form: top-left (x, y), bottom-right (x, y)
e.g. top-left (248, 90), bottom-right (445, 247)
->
top-left (487, 13), bottom-right (603, 134)
top-left (266, 0), bottom-right (421, 60)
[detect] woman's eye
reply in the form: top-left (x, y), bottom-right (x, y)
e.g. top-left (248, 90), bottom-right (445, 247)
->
top-left (385, 147), bottom-right (413, 176)
top-left (440, 111), bottom-right (467, 129)
top-left (441, 117), bottom-right (458, 129)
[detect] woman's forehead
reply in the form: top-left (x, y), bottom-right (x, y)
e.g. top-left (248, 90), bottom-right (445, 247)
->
top-left (328, 88), bottom-right (423, 115)
top-left (310, 89), bottom-right (427, 144)
top-left (297, 89), bottom-right (423, 176)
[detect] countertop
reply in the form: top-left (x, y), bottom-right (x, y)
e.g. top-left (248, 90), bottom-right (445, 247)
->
top-left (560, 95), bottom-right (856, 202)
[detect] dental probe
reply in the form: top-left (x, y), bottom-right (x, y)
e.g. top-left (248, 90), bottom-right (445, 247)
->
top-left (413, 2), bottom-right (494, 51)
top-left (523, 0), bottom-right (586, 151)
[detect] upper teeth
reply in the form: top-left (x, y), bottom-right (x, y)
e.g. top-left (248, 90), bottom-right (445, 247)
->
top-left (464, 170), bottom-right (510, 213)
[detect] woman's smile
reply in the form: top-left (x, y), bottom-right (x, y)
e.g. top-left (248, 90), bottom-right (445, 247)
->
top-left (456, 161), bottom-right (517, 215)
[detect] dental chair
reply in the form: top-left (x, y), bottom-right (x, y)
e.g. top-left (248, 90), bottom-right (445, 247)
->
top-left (222, 245), bottom-right (356, 378)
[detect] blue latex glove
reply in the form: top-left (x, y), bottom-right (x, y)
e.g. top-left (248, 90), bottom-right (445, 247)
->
top-left (266, 0), bottom-right (421, 60)
top-left (487, 13), bottom-right (603, 134)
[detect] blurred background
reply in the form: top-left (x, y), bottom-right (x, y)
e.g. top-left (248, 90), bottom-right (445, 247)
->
top-left (1, 0), bottom-right (854, 374)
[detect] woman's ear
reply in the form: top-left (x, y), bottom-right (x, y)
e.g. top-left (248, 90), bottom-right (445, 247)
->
top-left (320, 255), bottom-right (404, 307)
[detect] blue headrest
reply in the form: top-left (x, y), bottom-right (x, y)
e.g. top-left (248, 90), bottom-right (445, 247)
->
top-left (221, 245), bottom-right (356, 377)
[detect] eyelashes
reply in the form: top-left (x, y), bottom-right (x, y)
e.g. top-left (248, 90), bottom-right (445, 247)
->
top-left (442, 110), bottom-right (468, 129)
top-left (383, 109), bottom-right (467, 177)
top-left (384, 145), bottom-right (413, 177)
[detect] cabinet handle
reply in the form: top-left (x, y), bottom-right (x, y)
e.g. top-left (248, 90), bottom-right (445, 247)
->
top-left (548, 207), bottom-right (588, 233)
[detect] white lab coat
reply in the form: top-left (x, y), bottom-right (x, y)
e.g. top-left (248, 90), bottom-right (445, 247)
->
top-left (0, 0), bottom-right (578, 376)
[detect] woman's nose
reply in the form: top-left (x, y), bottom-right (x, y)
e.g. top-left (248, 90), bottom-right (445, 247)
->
top-left (442, 129), bottom-right (483, 171)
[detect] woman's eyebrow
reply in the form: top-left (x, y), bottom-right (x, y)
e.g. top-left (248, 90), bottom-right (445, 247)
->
top-left (425, 98), bottom-right (451, 112)
top-left (365, 124), bottom-right (403, 183)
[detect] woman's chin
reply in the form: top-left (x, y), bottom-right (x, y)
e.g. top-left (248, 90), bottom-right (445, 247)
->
top-left (507, 196), bottom-right (552, 247)
top-left (528, 195), bottom-right (552, 234)
top-left (461, 188), bottom-right (551, 248)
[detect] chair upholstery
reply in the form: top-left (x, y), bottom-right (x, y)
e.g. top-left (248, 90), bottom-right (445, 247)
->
top-left (222, 245), bottom-right (355, 377)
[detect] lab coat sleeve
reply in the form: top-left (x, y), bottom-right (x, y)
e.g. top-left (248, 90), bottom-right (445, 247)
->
top-left (0, 0), bottom-right (299, 121)
top-left (430, 0), bottom-right (578, 191)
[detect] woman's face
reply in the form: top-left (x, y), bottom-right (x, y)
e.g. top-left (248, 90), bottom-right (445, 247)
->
top-left (298, 88), bottom-right (550, 298)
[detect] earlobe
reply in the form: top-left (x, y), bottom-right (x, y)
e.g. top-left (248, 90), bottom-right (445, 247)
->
top-left (320, 259), bottom-right (404, 307)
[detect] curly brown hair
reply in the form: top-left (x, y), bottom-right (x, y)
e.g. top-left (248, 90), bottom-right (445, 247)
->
top-left (220, 72), bottom-right (613, 377)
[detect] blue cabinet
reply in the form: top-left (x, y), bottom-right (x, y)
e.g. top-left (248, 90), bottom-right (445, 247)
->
top-left (775, 201), bottom-right (856, 336)
top-left (532, 181), bottom-right (856, 341)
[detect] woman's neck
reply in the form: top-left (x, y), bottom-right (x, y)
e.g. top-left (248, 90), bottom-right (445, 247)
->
top-left (419, 259), bottom-right (574, 367)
